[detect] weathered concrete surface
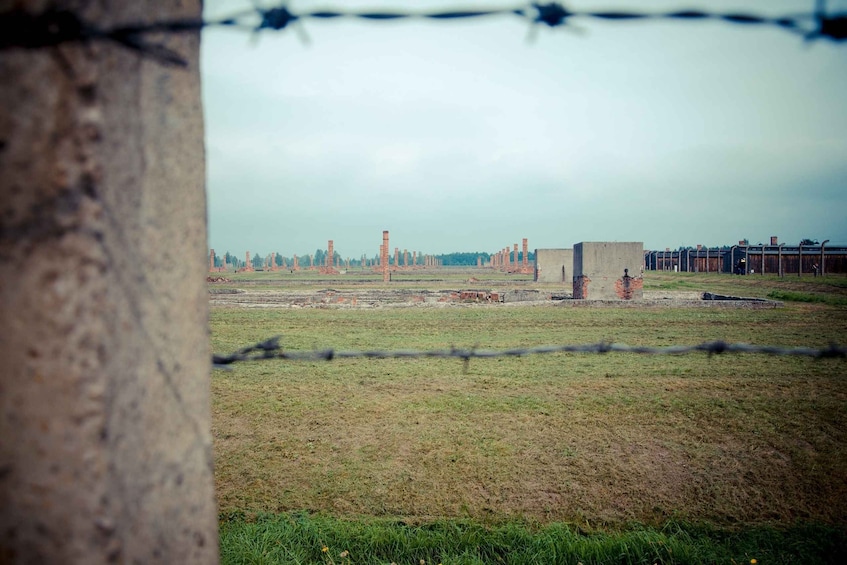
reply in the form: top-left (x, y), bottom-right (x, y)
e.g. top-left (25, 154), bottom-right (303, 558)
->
top-left (0, 1), bottom-right (218, 563)
top-left (573, 242), bottom-right (644, 300)
top-left (534, 249), bottom-right (573, 283)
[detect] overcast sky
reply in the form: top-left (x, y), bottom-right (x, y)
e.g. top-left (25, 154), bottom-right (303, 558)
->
top-left (201, 0), bottom-right (847, 260)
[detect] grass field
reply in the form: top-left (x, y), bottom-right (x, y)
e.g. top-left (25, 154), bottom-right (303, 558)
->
top-left (210, 271), bottom-right (847, 563)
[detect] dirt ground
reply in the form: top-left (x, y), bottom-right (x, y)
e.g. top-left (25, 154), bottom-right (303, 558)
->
top-left (209, 287), bottom-right (780, 309)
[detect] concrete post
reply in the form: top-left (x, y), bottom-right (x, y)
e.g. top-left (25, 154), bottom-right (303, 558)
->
top-left (0, 2), bottom-right (218, 562)
top-left (778, 244), bottom-right (785, 277)
top-left (821, 240), bottom-right (830, 276)
top-left (761, 246), bottom-right (765, 275)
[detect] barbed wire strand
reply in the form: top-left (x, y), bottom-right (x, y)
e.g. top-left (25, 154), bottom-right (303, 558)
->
top-left (1, 2), bottom-right (845, 66)
top-left (212, 336), bottom-right (847, 371)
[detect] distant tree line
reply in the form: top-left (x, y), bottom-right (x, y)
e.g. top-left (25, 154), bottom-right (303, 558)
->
top-left (435, 251), bottom-right (535, 266)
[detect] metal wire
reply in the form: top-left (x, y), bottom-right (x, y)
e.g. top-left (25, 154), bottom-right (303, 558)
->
top-left (1, 2), bottom-right (844, 66)
top-left (212, 336), bottom-right (847, 370)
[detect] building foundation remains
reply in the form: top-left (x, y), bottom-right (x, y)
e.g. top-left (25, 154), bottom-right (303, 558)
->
top-left (573, 242), bottom-right (644, 300)
top-left (534, 249), bottom-right (573, 283)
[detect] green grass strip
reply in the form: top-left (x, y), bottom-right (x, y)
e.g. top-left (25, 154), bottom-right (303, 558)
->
top-left (219, 512), bottom-right (847, 564)
top-left (766, 290), bottom-right (847, 306)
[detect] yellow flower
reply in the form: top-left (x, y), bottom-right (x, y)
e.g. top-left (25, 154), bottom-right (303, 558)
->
top-left (751, 560), bottom-right (757, 564)
top-left (321, 546), bottom-right (328, 553)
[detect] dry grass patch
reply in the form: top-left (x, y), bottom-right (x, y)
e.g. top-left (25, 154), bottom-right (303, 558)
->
top-left (211, 283), bottom-right (847, 529)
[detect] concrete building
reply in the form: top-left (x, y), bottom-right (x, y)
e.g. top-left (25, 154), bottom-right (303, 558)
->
top-left (534, 249), bottom-right (573, 283)
top-left (573, 242), bottom-right (644, 300)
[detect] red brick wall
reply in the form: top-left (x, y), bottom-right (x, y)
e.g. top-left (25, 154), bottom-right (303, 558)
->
top-left (573, 275), bottom-right (590, 299)
top-left (614, 274), bottom-right (643, 300)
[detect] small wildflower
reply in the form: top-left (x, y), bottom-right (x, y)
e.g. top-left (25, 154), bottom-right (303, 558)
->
top-left (420, 560), bottom-right (426, 565)
top-left (340, 550), bottom-right (349, 558)
top-left (321, 546), bottom-right (328, 553)
top-left (751, 560), bottom-right (757, 564)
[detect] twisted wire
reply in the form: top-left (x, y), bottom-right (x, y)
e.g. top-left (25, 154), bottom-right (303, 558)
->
top-left (212, 336), bottom-right (846, 370)
top-left (0, 2), bottom-right (844, 66)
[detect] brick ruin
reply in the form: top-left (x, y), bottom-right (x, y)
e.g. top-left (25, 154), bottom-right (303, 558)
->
top-left (369, 231), bottom-right (432, 280)
top-left (319, 239), bottom-right (340, 274)
top-left (267, 252), bottom-right (278, 271)
top-left (219, 233), bottom-right (520, 278)
top-left (522, 238), bottom-right (530, 271)
top-left (382, 231), bottom-right (390, 282)
top-left (488, 238), bottom-right (534, 274)
top-left (238, 250), bottom-right (254, 273)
